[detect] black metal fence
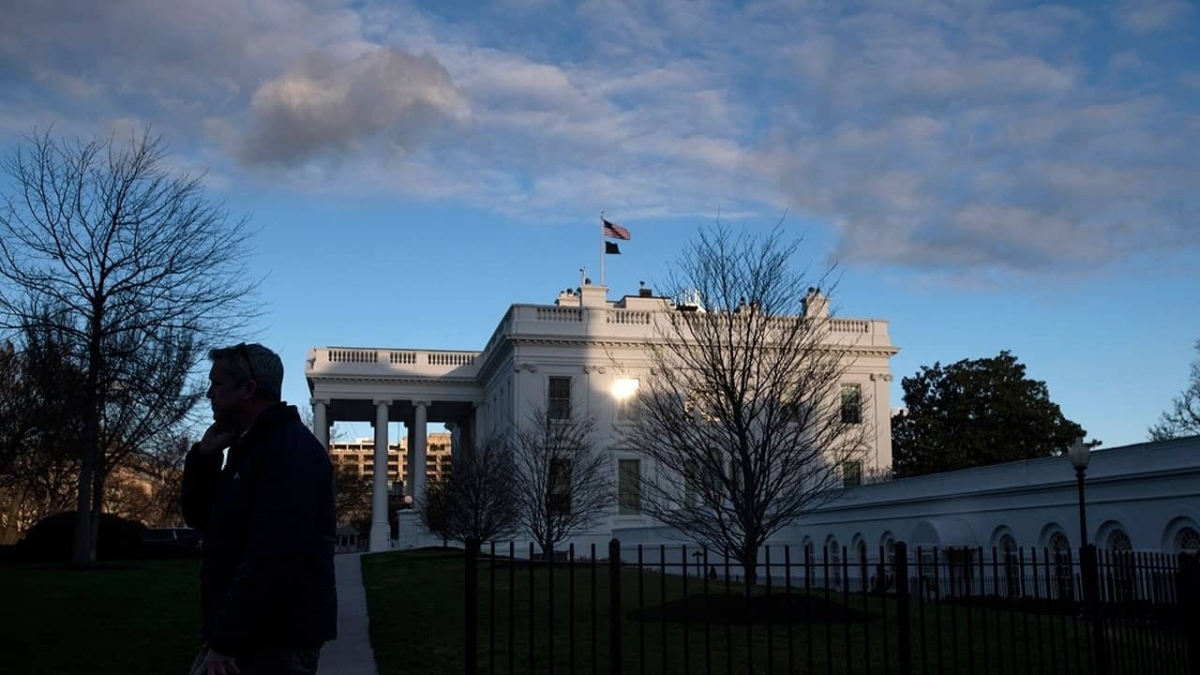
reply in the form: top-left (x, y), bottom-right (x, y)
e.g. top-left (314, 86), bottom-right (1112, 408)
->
top-left (464, 540), bottom-right (1200, 675)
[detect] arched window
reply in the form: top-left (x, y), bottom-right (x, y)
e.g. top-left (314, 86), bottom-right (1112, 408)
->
top-left (1048, 531), bottom-right (1073, 601)
top-left (1107, 530), bottom-right (1132, 552)
top-left (999, 534), bottom-right (1020, 598)
top-left (827, 537), bottom-right (842, 588)
top-left (801, 539), bottom-right (816, 588)
top-left (1106, 529), bottom-right (1135, 602)
top-left (1175, 527), bottom-right (1200, 554)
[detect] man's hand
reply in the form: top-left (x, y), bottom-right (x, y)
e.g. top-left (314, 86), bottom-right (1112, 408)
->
top-left (198, 423), bottom-right (236, 456)
top-left (195, 648), bottom-right (240, 675)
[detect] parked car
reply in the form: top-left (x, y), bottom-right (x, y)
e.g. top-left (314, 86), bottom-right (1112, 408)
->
top-left (141, 527), bottom-right (203, 558)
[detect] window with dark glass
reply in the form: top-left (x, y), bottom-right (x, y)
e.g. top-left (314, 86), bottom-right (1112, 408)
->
top-left (842, 460), bottom-right (862, 488)
top-left (840, 384), bottom-right (862, 424)
top-left (618, 459), bottom-right (641, 515)
top-left (549, 458), bottom-right (571, 515)
top-left (548, 376), bottom-right (572, 420)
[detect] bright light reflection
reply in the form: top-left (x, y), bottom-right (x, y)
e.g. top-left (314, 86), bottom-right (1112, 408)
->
top-left (612, 378), bottom-right (640, 400)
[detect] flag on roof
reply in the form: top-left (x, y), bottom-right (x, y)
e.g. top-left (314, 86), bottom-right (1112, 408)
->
top-left (602, 218), bottom-right (631, 240)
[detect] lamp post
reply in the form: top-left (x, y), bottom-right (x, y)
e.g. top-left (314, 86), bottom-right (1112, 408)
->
top-left (1068, 437), bottom-right (1108, 675)
top-left (1067, 438), bottom-right (1091, 548)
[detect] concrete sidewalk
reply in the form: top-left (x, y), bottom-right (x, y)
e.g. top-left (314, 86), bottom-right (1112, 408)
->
top-left (319, 552), bottom-right (379, 675)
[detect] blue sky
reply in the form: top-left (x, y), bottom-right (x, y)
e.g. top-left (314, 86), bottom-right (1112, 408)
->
top-left (1, 0), bottom-right (1198, 449)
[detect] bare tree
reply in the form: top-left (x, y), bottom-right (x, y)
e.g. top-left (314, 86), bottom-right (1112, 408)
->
top-left (333, 463), bottom-right (373, 532)
top-left (617, 224), bottom-right (871, 595)
top-left (1150, 340), bottom-right (1200, 441)
top-left (0, 128), bottom-right (260, 566)
top-left (419, 435), bottom-right (520, 551)
top-left (0, 317), bottom-right (86, 543)
top-left (513, 407), bottom-right (612, 556)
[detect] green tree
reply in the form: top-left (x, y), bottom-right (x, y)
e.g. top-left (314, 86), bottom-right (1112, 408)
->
top-left (1149, 340), bottom-right (1200, 441)
top-left (892, 351), bottom-right (1086, 477)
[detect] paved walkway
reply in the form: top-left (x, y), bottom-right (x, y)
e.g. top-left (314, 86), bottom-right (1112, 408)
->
top-left (319, 552), bottom-right (379, 675)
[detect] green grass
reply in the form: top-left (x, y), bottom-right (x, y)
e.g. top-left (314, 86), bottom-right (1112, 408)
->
top-left (363, 550), bottom-right (1188, 675)
top-left (0, 558), bottom-right (202, 674)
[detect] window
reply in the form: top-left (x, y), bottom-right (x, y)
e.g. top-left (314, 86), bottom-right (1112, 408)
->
top-left (549, 458), bottom-right (571, 515)
top-left (1175, 527), bottom-right (1200, 554)
top-left (548, 377), bottom-right (572, 420)
top-left (999, 534), bottom-right (1020, 598)
top-left (842, 460), bottom-right (862, 488)
top-left (1049, 531), bottom-right (1073, 601)
top-left (827, 538), bottom-right (842, 587)
top-left (840, 384), bottom-right (862, 424)
top-left (1107, 529), bottom-right (1135, 602)
top-left (618, 459), bottom-right (641, 515)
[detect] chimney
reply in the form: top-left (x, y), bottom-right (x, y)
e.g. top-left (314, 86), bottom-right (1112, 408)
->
top-left (579, 281), bottom-right (608, 308)
top-left (802, 287), bottom-right (829, 318)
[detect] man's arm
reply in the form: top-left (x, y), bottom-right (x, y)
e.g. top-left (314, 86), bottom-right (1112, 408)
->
top-left (182, 424), bottom-right (238, 531)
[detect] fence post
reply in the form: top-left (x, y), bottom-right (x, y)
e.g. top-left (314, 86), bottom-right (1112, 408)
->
top-left (465, 538), bottom-right (479, 675)
top-left (1082, 544), bottom-right (1109, 675)
top-left (609, 538), bottom-right (623, 675)
top-left (895, 541), bottom-right (912, 675)
top-left (1180, 553), bottom-right (1200, 675)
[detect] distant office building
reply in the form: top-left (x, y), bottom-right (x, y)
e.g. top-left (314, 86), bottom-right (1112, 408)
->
top-left (329, 433), bottom-right (453, 495)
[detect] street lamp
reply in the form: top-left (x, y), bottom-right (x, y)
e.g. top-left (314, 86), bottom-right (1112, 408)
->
top-left (1067, 438), bottom-right (1091, 548)
top-left (1068, 438), bottom-right (1109, 674)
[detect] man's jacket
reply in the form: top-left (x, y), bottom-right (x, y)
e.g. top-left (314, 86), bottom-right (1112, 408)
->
top-left (182, 403), bottom-right (337, 657)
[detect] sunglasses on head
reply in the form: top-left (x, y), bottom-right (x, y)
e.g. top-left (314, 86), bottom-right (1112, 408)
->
top-left (233, 343), bottom-right (257, 386)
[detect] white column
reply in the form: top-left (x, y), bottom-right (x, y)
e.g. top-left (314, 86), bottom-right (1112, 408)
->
top-left (473, 402), bottom-right (485, 451)
top-left (406, 425), bottom-right (416, 499)
top-left (369, 399), bottom-right (391, 552)
top-left (311, 398), bottom-right (329, 450)
top-left (413, 400), bottom-right (429, 507)
top-left (446, 421), bottom-right (459, 462)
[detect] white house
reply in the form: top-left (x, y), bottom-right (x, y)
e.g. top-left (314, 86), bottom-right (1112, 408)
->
top-left (306, 280), bottom-right (1200, 559)
top-left (306, 281), bottom-right (897, 552)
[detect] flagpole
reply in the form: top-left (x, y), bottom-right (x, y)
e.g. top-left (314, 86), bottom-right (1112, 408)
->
top-left (599, 211), bottom-right (605, 286)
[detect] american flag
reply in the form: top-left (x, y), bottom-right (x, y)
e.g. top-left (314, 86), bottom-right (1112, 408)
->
top-left (602, 218), bottom-right (631, 240)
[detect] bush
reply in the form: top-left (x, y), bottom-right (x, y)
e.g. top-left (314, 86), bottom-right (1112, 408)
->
top-left (0, 544), bottom-right (18, 564)
top-left (16, 511), bottom-right (147, 563)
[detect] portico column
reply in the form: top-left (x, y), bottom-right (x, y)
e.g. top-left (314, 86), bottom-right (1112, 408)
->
top-left (369, 399), bottom-right (391, 552)
top-left (446, 421), bottom-right (460, 462)
top-left (310, 398), bottom-right (329, 450)
top-left (406, 425), bottom-right (416, 499)
top-left (413, 400), bottom-right (429, 507)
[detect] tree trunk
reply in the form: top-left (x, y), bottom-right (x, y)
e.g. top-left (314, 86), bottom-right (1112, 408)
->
top-left (0, 485), bottom-right (26, 545)
top-left (89, 462), bottom-right (106, 563)
top-left (71, 321), bottom-right (103, 568)
top-left (740, 549), bottom-right (759, 599)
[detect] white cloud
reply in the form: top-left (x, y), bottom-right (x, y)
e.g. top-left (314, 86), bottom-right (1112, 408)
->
top-left (1114, 0), bottom-right (1194, 34)
top-left (237, 47), bottom-right (468, 165)
top-left (1, 0), bottom-right (1197, 277)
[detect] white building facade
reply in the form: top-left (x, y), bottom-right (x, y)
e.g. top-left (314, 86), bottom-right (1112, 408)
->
top-left (306, 283), bottom-right (897, 552)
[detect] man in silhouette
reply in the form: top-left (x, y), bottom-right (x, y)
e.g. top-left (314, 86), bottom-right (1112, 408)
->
top-left (183, 343), bottom-right (336, 674)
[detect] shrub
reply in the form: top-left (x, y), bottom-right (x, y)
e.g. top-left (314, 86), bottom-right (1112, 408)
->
top-left (16, 512), bottom-right (147, 562)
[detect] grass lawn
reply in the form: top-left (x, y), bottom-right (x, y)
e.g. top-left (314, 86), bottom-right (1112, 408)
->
top-left (0, 558), bottom-right (202, 674)
top-left (363, 549), bottom-right (1186, 675)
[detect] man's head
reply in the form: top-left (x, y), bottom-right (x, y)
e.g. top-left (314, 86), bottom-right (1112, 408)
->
top-left (206, 343), bottom-right (284, 430)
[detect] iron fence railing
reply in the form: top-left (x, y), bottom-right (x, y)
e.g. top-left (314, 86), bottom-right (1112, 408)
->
top-left (463, 540), bottom-right (1200, 675)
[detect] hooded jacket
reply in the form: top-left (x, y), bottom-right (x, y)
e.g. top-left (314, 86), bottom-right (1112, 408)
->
top-left (182, 402), bottom-right (337, 656)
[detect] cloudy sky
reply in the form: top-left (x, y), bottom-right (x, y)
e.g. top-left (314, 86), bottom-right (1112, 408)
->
top-left (2, 0), bottom-right (1198, 448)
